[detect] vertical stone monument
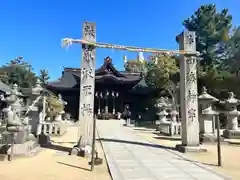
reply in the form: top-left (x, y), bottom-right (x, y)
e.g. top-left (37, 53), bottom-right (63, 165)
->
top-left (176, 31), bottom-right (205, 152)
top-left (71, 22), bottom-right (96, 156)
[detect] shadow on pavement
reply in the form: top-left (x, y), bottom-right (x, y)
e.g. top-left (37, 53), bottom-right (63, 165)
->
top-left (133, 128), bottom-right (156, 132)
top-left (42, 144), bottom-right (72, 153)
top-left (99, 138), bottom-right (177, 151)
top-left (51, 141), bottom-right (76, 144)
top-left (153, 136), bottom-right (181, 141)
top-left (57, 161), bottom-right (90, 171)
top-left (174, 157), bottom-right (219, 167)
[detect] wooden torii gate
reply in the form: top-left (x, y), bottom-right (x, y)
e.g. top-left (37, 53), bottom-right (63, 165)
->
top-left (62, 21), bottom-right (200, 161)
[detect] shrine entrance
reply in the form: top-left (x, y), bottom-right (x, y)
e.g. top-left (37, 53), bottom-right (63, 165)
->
top-left (61, 21), bottom-right (200, 156)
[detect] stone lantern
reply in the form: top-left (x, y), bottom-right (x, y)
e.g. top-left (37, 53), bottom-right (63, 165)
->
top-left (1, 84), bottom-right (38, 161)
top-left (2, 84), bottom-right (32, 142)
top-left (32, 79), bottom-right (43, 96)
top-left (223, 92), bottom-right (240, 138)
top-left (155, 97), bottom-right (168, 125)
top-left (55, 94), bottom-right (67, 122)
top-left (198, 87), bottom-right (219, 141)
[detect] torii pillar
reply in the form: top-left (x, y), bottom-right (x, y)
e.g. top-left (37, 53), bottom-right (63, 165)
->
top-left (176, 31), bottom-right (206, 152)
top-left (70, 22), bottom-right (96, 156)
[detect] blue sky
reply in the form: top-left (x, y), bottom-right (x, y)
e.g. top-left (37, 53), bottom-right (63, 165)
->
top-left (0, 0), bottom-right (239, 80)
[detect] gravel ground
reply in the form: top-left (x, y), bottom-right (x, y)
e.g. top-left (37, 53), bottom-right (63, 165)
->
top-left (0, 126), bottom-right (111, 180)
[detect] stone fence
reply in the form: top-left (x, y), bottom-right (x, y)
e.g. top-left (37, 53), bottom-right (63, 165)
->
top-left (38, 122), bottom-right (67, 136)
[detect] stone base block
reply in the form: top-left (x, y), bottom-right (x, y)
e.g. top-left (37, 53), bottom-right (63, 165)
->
top-left (6, 140), bottom-right (41, 160)
top-left (38, 134), bottom-right (51, 146)
top-left (88, 157), bottom-right (103, 165)
top-left (69, 146), bottom-right (81, 156)
top-left (176, 144), bottom-right (207, 153)
top-left (223, 129), bottom-right (240, 139)
top-left (2, 130), bottom-right (35, 144)
top-left (200, 133), bottom-right (224, 143)
top-left (69, 145), bottom-right (91, 157)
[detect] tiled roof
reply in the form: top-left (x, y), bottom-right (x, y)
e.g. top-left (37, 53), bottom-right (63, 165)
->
top-left (47, 63), bottom-right (142, 88)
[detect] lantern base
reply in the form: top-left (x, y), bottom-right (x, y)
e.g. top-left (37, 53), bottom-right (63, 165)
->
top-left (69, 145), bottom-right (92, 157)
top-left (200, 133), bottom-right (224, 143)
top-left (176, 144), bottom-right (207, 153)
top-left (223, 129), bottom-right (240, 139)
top-left (6, 140), bottom-right (41, 160)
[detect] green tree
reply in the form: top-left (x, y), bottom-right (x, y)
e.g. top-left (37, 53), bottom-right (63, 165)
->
top-left (0, 56), bottom-right (37, 88)
top-left (145, 54), bottom-right (179, 103)
top-left (223, 27), bottom-right (240, 73)
top-left (39, 69), bottom-right (50, 85)
top-left (183, 4), bottom-right (232, 69)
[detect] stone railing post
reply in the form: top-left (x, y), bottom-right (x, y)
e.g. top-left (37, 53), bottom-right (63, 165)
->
top-left (170, 109), bottom-right (178, 123)
top-left (198, 87), bottom-right (219, 142)
top-left (223, 92), bottom-right (240, 138)
top-left (170, 109), bottom-right (180, 136)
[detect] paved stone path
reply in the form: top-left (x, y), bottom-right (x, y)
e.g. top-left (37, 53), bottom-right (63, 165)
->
top-left (97, 120), bottom-right (229, 180)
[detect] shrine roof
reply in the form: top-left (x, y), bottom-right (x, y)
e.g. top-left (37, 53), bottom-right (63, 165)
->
top-left (129, 78), bottom-right (153, 95)
top-left (47, 70), bottom-right (79, 88)
top-left (47, 57), bottom-right (142, 89)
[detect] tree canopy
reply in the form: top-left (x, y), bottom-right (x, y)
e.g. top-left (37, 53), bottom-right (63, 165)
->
top-left (145, 4), bottom-right (240, 99)
top-left (183, 4), bottom-right (232, 69)
top-left (0, 57), bottom-right (37, 88)
top-left (39, 69), bottom-right (50, 86)
top-left (145, 54), bottom-right (179, 100)
top-left (224, 27), bottom-right (240, 73)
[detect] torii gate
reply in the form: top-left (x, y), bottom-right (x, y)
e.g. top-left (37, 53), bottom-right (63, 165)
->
top-left (62, 22), bottom-right (200, 157)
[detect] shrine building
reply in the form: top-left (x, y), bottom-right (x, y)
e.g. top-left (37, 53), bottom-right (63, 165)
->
top-left (46, 53), bottom-right (155, 120)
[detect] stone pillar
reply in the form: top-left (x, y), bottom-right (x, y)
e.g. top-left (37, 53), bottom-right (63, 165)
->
top-left (95, 92), bottom-right (101, 115)
top-left (170, 109), bottom-right (180, 136)
top-left (74, 22), bottom-right (96, 156)
top-left (30, 80), bottom-right (43, 134)
top-left (112, 91), bottom-right (115, 115)
top-left (105, 91), bottom-right (109, 114)
top-left (170, 109), bottom-right (178, 123)
top-left (176, 31), bottom-right (203, 152)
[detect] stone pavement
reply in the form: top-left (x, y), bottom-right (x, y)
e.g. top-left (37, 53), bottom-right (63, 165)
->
top-left (97, 120), bottom-right (230, 180)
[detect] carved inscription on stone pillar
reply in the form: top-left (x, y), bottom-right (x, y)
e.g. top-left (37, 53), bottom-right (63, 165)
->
top-left (78, 22), bottom-right (96, 149)
top-left (186, 55), bottom-right (198, 123)
top-left (82, 85), bottom-right (93, 96)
